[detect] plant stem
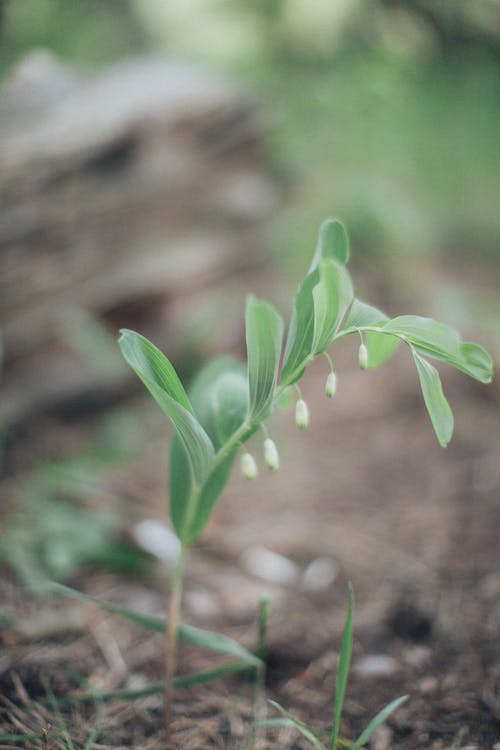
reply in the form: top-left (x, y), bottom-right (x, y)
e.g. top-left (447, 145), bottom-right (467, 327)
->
top-left (165, 545), bottom-right (186, 750)
top-left (248, 597), bottom-right (270, 749)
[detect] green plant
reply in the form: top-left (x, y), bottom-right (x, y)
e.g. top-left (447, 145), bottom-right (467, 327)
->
top-left (265, 586), bottom-right (408, 749)
top-left (116, 218), bottom-right (492, 746)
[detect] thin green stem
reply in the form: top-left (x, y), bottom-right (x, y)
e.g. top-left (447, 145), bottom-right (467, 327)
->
top-left (323, 350), bottom-right (334, 372)
top-left (249, 597), bottom-right (270, 749)
top-left (165, 545), bottom-right (187, 749)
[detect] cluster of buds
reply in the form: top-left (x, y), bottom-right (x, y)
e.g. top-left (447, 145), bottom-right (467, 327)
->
top-left (241, 437), bottom-right (280, 479)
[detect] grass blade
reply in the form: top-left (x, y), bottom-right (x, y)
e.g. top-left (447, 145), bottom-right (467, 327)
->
top-left (351, 695), bottom-right (408, 749)
top-left (50, 583), bottom-right (260, 666)
top-left (331, 585), bottom-right (354, 750)
top-left (269, 701), bottom-right (325, 750)
top-left (67, 662), bottom-right (254, 705)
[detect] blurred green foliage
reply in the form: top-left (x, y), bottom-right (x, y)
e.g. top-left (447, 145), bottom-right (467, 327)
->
top-left (0, 409), bottom-right (154, 591)
top-left (0, 0), bottom-right (146, 73)
top-left (1, 0), bottom-right (497, 269)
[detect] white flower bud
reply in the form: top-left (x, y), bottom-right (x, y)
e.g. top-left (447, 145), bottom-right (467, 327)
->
top-left (325, 371), bottom-right (337, 398)
top-left (358, 343), bottom-right (368, 370)
top-left (241, 452), bottom-right (258, 480)
top-left (295, 398), bottom-right (310, 429)
top-left (263, 438), bottom-right (280, 471)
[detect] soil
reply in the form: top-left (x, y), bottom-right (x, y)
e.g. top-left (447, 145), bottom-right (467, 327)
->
top-left (1, 286), bottom-right (499, 749)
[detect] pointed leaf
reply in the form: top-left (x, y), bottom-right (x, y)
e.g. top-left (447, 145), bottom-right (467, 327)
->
top-left (331, 586), bottom-right (354, 750)
top-left (351, 695), bottom-right (408, 750)
top-left (246, 296), bottom-right (284, 422)
top-left (119, 330), bottom-right (214, 487)
top-left (414, 340), bottom-right (493, 384)
top-left (459, 342), bottom-right (493, 383)
top-left (281, 271), bottom-right (318, 386)
top-left (412, 351), bottom-right (454, 447)
top-left (310, 218), bottom-right (350, 271)
top-left (312, 259), bottom-right (354, 355)
top-left (119, 329), bottom-right (192, 411)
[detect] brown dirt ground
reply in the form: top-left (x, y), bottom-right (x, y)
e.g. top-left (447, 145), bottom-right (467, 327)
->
top-left (1, 298), bottom-right (499, 749)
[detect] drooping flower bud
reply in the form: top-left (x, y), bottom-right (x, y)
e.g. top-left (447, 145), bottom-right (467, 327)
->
top-left (241, 452), bottom-right (258, 480)
top-left (358, 343), bottom-right (368, 370)
top-left (295, 398), bottom-right (310, 429)
top-left (325, 371), bottom-right (337, 398)
top-left (263, 438), bottom-right (280, 471)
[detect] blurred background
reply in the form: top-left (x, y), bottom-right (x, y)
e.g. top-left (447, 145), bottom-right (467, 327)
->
top-left (1, 0), bottom-right (499, 599)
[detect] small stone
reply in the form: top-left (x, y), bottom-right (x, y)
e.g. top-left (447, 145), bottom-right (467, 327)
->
top-left (132, 519), bottom-right (180, 564)
top-left (184, 589), bottom-right (218, 619)
top-left (371, 725), bottom-right (392, 750)
top-left (302, 557), bottom-right (338, 591)
top-left (403, 645), bottom-right (432, 668)
top-left (354, 654), bottom-right (399, 678)
top-left (418, 676), bottom-right (438, 695)
top-left (240, 546), bottom-right (300, 585)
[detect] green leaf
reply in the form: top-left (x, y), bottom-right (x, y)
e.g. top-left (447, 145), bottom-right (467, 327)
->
top-left (458, 342), bottom-right (493, 383)
top-left (119, 330), bottom-right (214, 487)
top-left (269, 702), bottom-right (325, 750)
top-left (312, 259), bottom-right (354, 355)
top-left (345, 311), bottom-right (493, 382)
top-left (246, 296), bottom-right (284, 422)
top-left (169, 358), bottom-right (249, 541)
top-left (310, 219), bottom-right (350, 270)
top-left (188, 357), bottom-right (249, 450)
top-left (51, 583), bottom-right (260, 667)
top-left (414, 340), bottom-right (493, 384)
top-left (281, 271), bottom-right (318, 385)
top-left (412, 351), bottom-right (454, 447)
top-left (351, 695), bottom-right (408, 750)
top-left (382, 315), bottom-right (462, 360)
top-left (181, 452), bottom-right (238, 544)
top-left (331, 586), bottom-right (354, 750)
top-left (346, 299), bottom-right (388, 328)
top-left (119, 329), bottom-right (192, 411)
top-left (344, 299), bottom-right (399, 369)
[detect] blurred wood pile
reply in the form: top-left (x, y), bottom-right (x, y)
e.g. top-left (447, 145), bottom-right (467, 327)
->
top-left (0, 52), bottom-right (279, 428)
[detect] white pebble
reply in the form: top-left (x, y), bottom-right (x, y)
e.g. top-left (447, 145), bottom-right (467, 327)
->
top-left (354, 654), bottom-right (399, 678)
top-left (302, 557), bottom-right (338, 590)
top-left (132, 519), bottom-right (181, 564)
top-left (240, 546), bottom-right (300, 585)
